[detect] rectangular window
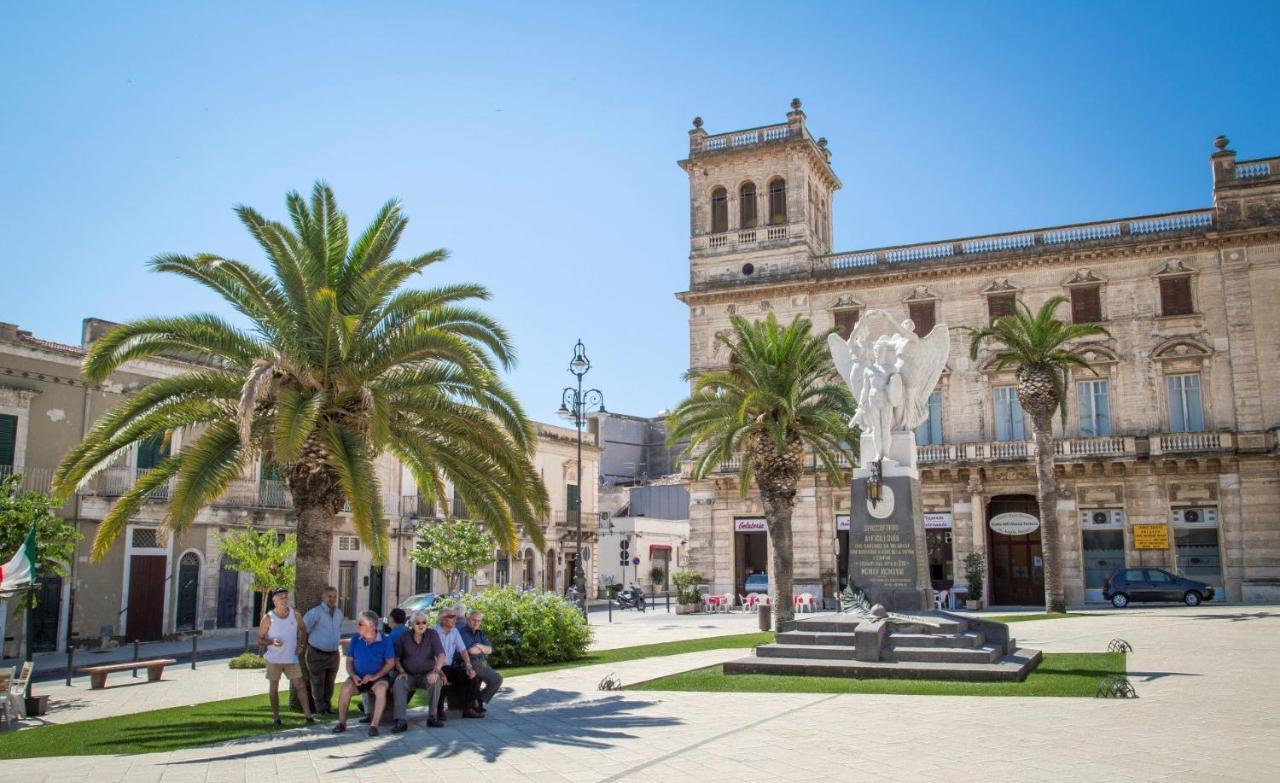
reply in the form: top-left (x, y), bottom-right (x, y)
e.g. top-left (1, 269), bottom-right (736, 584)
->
top-left (1070, 285), bottom-right (1103, 323)
top-left (907, 301), bottom-right (936, 338)
top-left (1167, 373), bottom-right (1204, 432)
top-left (987, 293), bottom-right (1017, 322)
top-left (0, 413), bottom-right (16, 468)
top-left (1076, 379), bottom-right (1112, 437)
top-left (833, 309), bottom-right (860, 340)
top-left (1159, 276), bottom-right (1194, 316)
top-left (993, 386), bottom-right (1025, 441)
top-left (136, 434), bottom-right (168, 470)
top-left (915, 391), bottom-right (943, 445)
top-left (567, 483), bottom-right (580, 525)
top-left (452, 490), bottom-right (470, 519)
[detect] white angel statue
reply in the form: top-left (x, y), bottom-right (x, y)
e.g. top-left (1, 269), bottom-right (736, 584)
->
top-left (827, 309), bottom-right (949, 466)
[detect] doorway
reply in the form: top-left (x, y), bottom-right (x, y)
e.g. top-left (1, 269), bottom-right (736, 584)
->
top-left (651, 547), bottom-right (671, 590)
top-left (31, 576), bottom-right (62, 652)
top-left (175, 552), bottom-right (201, 632)
top-left (126, 554), bottom-right (167, 642)
top-left (523, 548), bottom-right (535, 589)
top-left (217, 554), bottom-right (239, 628)
top-left (563, 552), bottom-right (578, 595)
top-left (545, 549), bottom-right (557, 592)
top-left (369, 565), bottom-right (384, 616)
top-left (734, 521), bottom-right (768, 594)
top-left (337, 561), bottom-right (357, 619)
top-left (987, 495), bottom-right (1044, 606)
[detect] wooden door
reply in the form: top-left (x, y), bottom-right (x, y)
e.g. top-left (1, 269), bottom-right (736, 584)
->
top-left (987, 495), bottom-right (1044, 607)
top-left (127, 554), bottom-right (167, 642)
top-left (217, 555), bottom-right (239, 628)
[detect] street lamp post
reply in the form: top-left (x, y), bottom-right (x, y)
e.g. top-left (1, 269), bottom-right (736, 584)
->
top-left (558, 339), bottom-right (605, 616)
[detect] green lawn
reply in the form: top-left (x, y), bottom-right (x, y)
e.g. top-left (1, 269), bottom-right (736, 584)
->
top-left (0, 631), bottom-right (773, 759)
top-left (986, 612), bottom-right (1094, 623)
top-left (628, 652), bottom-right (1125, 698)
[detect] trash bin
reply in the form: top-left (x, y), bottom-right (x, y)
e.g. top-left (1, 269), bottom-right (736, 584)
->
top-left (758, 602), bottom-right (771, 631)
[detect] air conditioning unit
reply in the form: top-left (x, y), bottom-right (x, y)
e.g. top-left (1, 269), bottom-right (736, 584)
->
top-left (1079, 509), bottom-right (1124, 527)
top-left (1172, 507), bottom-right (1218, 526)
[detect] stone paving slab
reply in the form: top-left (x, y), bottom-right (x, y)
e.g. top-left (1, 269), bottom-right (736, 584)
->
top-left (0, 605), bottom-right (1276, 782)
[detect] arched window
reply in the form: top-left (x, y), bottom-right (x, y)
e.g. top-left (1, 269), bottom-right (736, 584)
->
top-left (768, 178), bottom-right (787, 224)
top-left (739, 182), bottom-right (757, 228)
top-left (710, 187), bottom-right (728, 233)
top-left (176, 552), bottom-right (201, 632)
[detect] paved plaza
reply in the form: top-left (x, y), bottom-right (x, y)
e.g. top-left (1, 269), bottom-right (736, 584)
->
top-left (2, 605), bottom-right (1278, 781)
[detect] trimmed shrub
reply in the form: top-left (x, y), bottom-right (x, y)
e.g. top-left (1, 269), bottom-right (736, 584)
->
top-left (428, 587), bottom-right (591, 668)
top-left (228, 652), bottom-right (266, 669)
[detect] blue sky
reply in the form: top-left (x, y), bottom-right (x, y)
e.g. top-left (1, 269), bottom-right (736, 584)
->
top-left (3, 1), bottom-right (1278, 422)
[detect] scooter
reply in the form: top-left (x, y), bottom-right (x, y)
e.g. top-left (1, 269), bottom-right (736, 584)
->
top-left (613, 582), bottom-right (646, 611)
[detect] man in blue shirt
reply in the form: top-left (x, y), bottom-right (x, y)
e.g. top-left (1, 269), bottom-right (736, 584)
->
top-left (434, 605), bottom-right (482, 719)
top-left (358, 606), bottom-right (409, 723)
top-left (460, 610), bottom-right (504, 713)
top-left (332, 610), bottom-right (396, 736)
top-left (302, 586), bottom-right (344, 714)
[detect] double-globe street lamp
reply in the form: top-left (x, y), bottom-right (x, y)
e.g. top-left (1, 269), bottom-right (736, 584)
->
top-left (558, 339), bottom-right (605, 611)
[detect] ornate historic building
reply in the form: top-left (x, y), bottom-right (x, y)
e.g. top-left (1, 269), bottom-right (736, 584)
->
top-left (677, 100), bottom-right (1280, 606)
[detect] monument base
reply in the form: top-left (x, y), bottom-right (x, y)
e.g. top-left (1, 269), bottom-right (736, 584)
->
top-left (847, 474), bottom-right (932, 613)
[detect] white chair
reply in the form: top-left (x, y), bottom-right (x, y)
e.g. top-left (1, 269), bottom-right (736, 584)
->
top-left (720, 593), bottom-right (734, 614)
top-left (9, 661), bottom-right (32, 720)
top-left (0, 667), bottom-right (13, 728)
top-left (798, 592), bottom-right (815, 613)
top-left (933, 589), bottom-right (949, 611)
top-left (738, 594), bottom-right (750, 613)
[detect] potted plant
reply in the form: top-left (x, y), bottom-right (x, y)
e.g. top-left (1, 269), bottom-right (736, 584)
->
top-left (963, 550), bottom-right (986, 610)
top-left (672, 570), bottom-right (705, 614)
top-left (649, 565), bottom-right (666, 592)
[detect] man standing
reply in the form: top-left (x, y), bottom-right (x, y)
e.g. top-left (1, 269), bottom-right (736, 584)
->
top-left (303, 586), bottom-right (343, 715)
top-left (391, 610), bottom-right (447, 732)
top-left (257, 587), bottom-right (316, 727)
top-left (434, 605), bottom-right (482, 719)
top-left (460, 610), bottom-right (504, 713)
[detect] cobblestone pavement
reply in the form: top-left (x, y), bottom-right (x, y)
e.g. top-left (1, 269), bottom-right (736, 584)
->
top-left (1, 605), bottom-right (1277, 782)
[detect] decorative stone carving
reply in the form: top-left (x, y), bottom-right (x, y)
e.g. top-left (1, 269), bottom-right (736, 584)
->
top-left (1064, 267), bottom-right (1104, 286)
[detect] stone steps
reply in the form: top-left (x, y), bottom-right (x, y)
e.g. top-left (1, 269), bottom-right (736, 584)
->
top-left (887, 631), bottom-right (985, 648)
top-left (775, 631), bottom-right (860, 647)
top-left (883, 643), bottom-right (1003, 664)
top-left (723, 648), bottom-right (1043, 682)
top-left (756, 643), bottom-right (859, 660)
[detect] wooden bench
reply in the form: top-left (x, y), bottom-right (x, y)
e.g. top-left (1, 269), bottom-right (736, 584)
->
top-left (79, 658), bottom-right (178, 690)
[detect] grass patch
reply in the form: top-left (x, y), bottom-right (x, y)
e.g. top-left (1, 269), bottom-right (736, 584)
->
top-left (988, 612), bottom-right (1093, 624)
top-left (628, 652), bottom-right (1125, 698)
top-left (0, 631), bottom-right (773, 759)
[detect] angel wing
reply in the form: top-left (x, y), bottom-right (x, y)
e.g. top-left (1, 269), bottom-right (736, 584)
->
top-left (897, 322), bottom-right (950, 430)
top-left (827, 331), bottom-right (865, 414)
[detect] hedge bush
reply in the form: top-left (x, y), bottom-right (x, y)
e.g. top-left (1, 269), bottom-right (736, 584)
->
top-left (228, 652), bottom-right (266, 669)
top-left (427, 587), bottom-right (591, 668)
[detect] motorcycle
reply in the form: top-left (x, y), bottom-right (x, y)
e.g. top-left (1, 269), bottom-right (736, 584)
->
top-left (612, 582), bottom-right (646, 611)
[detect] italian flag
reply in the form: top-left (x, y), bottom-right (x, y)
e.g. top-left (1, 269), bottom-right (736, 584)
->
top-left (0, 526), bottom-right (36, 593)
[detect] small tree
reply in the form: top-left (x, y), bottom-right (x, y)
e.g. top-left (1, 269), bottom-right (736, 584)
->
top-left (411, 519), bottom-right (494, 594)
top-left (963, 550), bottom-right (986, 608)
top-left (219, 527), bottom-right (297, 617)
top-left (0, 474), bottom-right (82, 612)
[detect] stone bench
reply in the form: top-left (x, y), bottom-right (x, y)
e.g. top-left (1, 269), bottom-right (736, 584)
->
top-left (79, 658), bottom-right (178, 689)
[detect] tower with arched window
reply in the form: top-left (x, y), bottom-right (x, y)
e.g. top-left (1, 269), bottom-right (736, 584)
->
top-left (678, 99), bottom-right (840, 293)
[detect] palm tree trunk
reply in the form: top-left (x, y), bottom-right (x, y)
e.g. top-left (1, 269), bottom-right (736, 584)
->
top-left (763, 495), bottom-right (795, 626)
top-left (295, 504), bottom-right (335, 613)
top-left (1031, 414), bottom-right (1066, 613)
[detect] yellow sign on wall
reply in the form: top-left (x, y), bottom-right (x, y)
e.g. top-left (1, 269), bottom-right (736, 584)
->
top-left (1133, 524), bottom-right (1170, 550)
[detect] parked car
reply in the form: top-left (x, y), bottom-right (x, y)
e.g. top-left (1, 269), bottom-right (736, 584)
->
top-left (1103, 568), bottom-right (1215, 608)
top-left (743, 573), bottom-right (769, 595)
top-left (396, 592), bottom-right (439, 615)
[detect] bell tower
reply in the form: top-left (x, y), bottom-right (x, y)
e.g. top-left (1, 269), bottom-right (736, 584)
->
top-left (678, 99), bottom-right (841, 289)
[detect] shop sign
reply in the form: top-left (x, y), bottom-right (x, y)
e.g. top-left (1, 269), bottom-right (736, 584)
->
top-left (989, 512), bottom-right (1040, 536)
top-left (1133, 524), bottom-right (1170, 550)
top-left (734, 518), bottom-right (767, 533)
top-left (923, 513), bottom-right (952, 530)
top-left (836, 515), bottom-right (849, 531)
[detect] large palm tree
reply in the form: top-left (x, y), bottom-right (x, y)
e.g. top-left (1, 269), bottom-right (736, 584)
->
top-left (965, 296), bottom-right (1110, 613)
top-left (667, 313), bottom-right (855, 624)
top-left (53, 183), bottom-right (549, 608)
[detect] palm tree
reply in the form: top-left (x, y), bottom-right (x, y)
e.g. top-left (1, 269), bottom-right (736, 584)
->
top-left (964, 296), bottom-right (1110, 613)
top-left (53, 183), bottom-right (549, 608)
top-left (667, 313), bottom-right (855, 624)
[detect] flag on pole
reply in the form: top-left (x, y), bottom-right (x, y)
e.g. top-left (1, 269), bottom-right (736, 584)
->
top-left (0, 526), bottom-right (37, 593)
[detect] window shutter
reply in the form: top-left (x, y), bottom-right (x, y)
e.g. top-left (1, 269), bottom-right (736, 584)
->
top-left (0, 414), bottom-right (16, 468)
top-left (1160, 277), bottom-right (1194, 316)
top-left (988, 294), bottom-right (1016, 322)
top-left (833, 309), bottom-right (860, 339)
top-left (908, 302), bottom-right (935, 337)
top-left (1071, 286), bottom-right (1102, 323)
top-left (137, 434), bottom-right (168, 470)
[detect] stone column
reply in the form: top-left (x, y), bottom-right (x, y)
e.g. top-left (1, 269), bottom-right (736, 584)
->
top-left (968, 477), bottom-right (988, 605)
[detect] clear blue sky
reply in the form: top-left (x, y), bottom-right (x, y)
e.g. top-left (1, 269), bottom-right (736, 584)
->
top-left (3, 2), bottom-right (1278, 421)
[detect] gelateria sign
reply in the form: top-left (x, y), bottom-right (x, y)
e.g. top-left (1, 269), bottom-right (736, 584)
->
top-left (989, 512), bottom-right (1040, 536)
top-left (734, 518), bottom-right (768, 533)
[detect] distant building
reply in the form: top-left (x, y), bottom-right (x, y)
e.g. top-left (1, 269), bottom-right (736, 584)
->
top-left (597, 483), bottom-right (689, 593)
top-left (590, 411), bottom-right (686, 486)
top-left (676, 101), bottom-right (1280, 606)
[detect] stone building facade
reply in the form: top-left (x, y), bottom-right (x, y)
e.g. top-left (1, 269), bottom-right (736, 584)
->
top-left (1, 319), bottom-right (598, 655)
top-left (676, 101), bottom-right (1280, 607)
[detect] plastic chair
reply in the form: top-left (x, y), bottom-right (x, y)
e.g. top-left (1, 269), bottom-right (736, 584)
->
top-left (738, 594), bottom-right (750, 613)
top-left (8, 661), bottom-right (31, 720)
top-left (721, 593), bottom-right (734, 614)
top-left (798, 592), bottom-right (815, 613)
top-left (932, 589), bottom-right (949, 611)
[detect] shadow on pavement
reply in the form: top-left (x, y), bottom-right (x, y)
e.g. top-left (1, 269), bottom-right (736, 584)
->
top-left (159, 687), bottom-right (680, 769)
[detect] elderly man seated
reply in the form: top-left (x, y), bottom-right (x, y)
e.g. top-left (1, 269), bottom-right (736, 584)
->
top-left (332, 610), bottom-right (395, 736)
top-left (434, 604), bottom-right (483, 719)
top-left (460, 610), bottom-right (504, 713)
top-left (390, 610), bottom-right (447, 732)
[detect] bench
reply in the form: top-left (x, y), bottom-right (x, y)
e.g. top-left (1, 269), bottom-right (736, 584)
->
top-left (79, 658), bottom-right (178, 690)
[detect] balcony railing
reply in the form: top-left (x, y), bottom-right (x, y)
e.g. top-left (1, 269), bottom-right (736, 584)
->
top-left (697, 222), bottom-right (792, 252)
top-left (80, 466), bottom-right (294, 510)
top-left (696, 123), bottom-right (801, 153)
top-left (1151, 431), bottom-right (1234, 455)
top-left (0, 465), bottom-right (57, 496)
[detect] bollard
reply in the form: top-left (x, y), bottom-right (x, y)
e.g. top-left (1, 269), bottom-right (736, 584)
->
top-left (244, 629), bottom-right (251, 652)
top-left (66, 647), bottom-right (74, 687)
top-left (758, 602), bottom-right (771, 632)
top-left (666, 590), bottom-right (671, 613)
top-left (133, 640), bottom-right (140, 678)
top-left (608, 598), bottom-right (612, 623)
top-left (191, 635), bottom-right (198, 670)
